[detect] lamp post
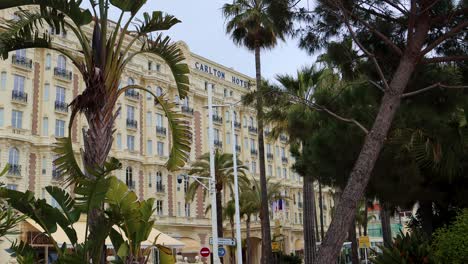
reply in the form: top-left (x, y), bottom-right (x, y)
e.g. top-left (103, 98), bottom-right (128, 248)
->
top-left (207, 83), bottom-right (221, 264)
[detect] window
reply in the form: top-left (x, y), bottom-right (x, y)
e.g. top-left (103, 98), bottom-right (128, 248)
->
top-left (0, 108), bottom-right (3, 127)
top-left (11, 110), bottom-right (23, 129)
top-left (214, 128), bottom-right (220, 142)
top-left (45, 53), bottom-right (51, 70)
top-left (6, 184), bottom-right (18, 190)
top-left (283, 168), bottom-right (287, 179)
top-left (116, 133), bottom-right (122, 149)
top-left (250, 138), bottom-right (256, 151)
top-left (281, 147), bottom-right (286, 158)
top-left (276, 167), bottom-right (281, 177)
top-left (230, 90), bottom-right (233, 97)
top-left (13, 75), bottom-right (25, 93)
top-left (156, 200), bottom-right (163, 216)
top-left (267, 165), bottom-right (272, 176)
top-left (55, 119), bottom-right (65, 137)
top-left (156, 113), bottom-right (163, 127)
top-left (148, 61), bottom-right (153, 71)
top-left (9, 147), bottom-right (20, 165)
top-left (156, 172), bottom-right (163, 192)
top-left (204, 81), bottom-right (208, 91)
top-left (15, 49), bottom-right (26, 58)
top-left (233, 111), bottom-right (238, 122)
top-left (251, 161), bottom-right (257, 174)
top-left (182, 97), bottom-right (189, 107)
top-left (156, 87), bottom-right (163, 96)
top-left (184, 177), bottom-right (189, 193)
top-left (156, 64), bottom-right (161, 72)
top-left (127, 106), bottom-right (135, 120)
top-left (44, 83), bottom-right (50, 101)
top-left (174, 95), bottom-right (180, 105)
top-left (56, 86), bottom-right (66, 103)
top-left (127, 77), bottom-right (135, 86)
top-left (126, 167), bottom-right (133, 187)
top-left (267, 144), bottom-right (272, 155)
top-left (177, 202), bottom-right (181, 217)
top-left (147, 140), bottom-right (153, 155)
top-left (0, 71), bottom-right (6, 90)
top-left (235, 134), bottom-right (239, 146)
top-left (225, 110), bottom-right (230, 121)
top-left (243, 116), bottom-right (247, 127)
top-left (42, 157), bottom-right (47, 175)
top-left (244, 137), bottom-right (248, 149)
top-left (127, 135), bottom-right (135, 151)
top-left (275, 146), bottom-right (280, 156)
top-left (249, 117), bottom-right (254, 127)
top-left (226, 132), bottom-right (231, 145)
top-left (42, 117), bottom-right (48, 136)
top-left (224, 88), bottom-right (228, 97)
top-left (157, 141), bottom-right (164, 156)
top-left (57, 55), bottom-right (66, 69)
top-left (146, 86), bottom-right (152, 100)
top-left (185, 203), bottom-right (191, 217)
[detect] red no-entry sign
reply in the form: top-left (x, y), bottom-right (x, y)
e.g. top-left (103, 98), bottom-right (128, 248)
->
top-left (200, 247), bottom-right (211, 257)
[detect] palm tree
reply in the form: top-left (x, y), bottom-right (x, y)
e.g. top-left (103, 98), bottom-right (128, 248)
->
top-left (222, 1), bottom-right (293, 262)
top-left (223, 199), bottom-right (238, 264)
top-left (0, 1), bottom-right (191, 263)
top-left (186, 150), bottom-right (248, 240)
top-left (240, 177), bottom-right (283, 264)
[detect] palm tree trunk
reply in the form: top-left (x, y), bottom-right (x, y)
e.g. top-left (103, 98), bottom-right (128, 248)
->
top-left (380, 202), bottom-right (392, 247)
top-left (364, 203), bottom-right (369, 236)
top-left (254, 44), bottom-right (272, 264)
top-left (246, 215), bottom-right (251, 264)
top-left (420, 200), bottom-right (433, 236)
top-left (303, 176), bottom-right (317, 263)
top-left (318, 179), bottom-right (325, 240)
top-left (314, 52), bottom-right (424, 263)
top-left (216, 189), bottom-right (224, 238)
top-left (348, 219), bottom-right (359, 264)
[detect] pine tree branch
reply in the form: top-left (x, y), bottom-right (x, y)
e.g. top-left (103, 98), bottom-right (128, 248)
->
top-left (421, 56), bottom-right (468, 64)
top-left (381, 0), bottom-right (408, 14)
top-left (401, 83), bottom-right (468, 98)
top-left (421, 21), bottom-right (468, 55)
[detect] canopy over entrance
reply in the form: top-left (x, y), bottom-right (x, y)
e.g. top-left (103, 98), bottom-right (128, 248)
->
top-left (24, 218), bottom-right (184, 248)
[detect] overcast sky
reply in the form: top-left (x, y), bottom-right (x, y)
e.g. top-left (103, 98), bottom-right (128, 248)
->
top-left (82, 0), bottom-right (312, 82)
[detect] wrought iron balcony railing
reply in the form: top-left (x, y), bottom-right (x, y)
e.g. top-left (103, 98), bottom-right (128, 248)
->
top-left (53, 67), bottom-right (72, 80)
top-left (248, 126), bottom-right (258, 134)
top-left (124, 89), bottom-right (140, 100)
top-left (156, 184), bottom-right (166, 193)
top-left (181, 106), bottom-right (194, 115)
top-left (214, 140), bottom-right (223, 148)
top-left (251, 149), bottom-right (258, 156)
top-left (267, 153), bottom-right (274, 160)
top-left (54, 100), bottom-right (68, 113)
top-left (12, 90), bottom-right (28, 103)
top-left (12, 55), bottom-right (32, 69)
top-left (212, 115), bottom-right (223, 124)
top-left (156, 126), bottom-right (167, 136)
top-left (126, 119), bottom-right (138, 129)
top-left (7, 164), bottom-right (21, 176)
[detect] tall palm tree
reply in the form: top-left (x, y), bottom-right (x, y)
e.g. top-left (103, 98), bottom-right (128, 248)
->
top-left (262, 66), bottom-right (333, 263)
top-left (240, 177), bottom-right (283, 264)
top-left (0, 1), bottom-right (191, 262)
top-left (186, 150), bottom-right (248, 239)
top-left (222, 1), bottom-right (293, 262)
top-left (223, 199), bottom-right (238, 264)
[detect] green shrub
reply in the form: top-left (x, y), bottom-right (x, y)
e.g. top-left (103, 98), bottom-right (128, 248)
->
top-left (432, 209), bottom-right (468, 264)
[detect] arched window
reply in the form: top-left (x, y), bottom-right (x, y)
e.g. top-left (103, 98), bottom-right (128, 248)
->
top-left (57, 55), bottom-right (66, 70)
top-left (249, 117), bottom-right (254, 127)
top-left (45, 53), bottom-right (51, 70)
top-left (126, 167), bottom-right (133, 187)
top-left (146, 86), bottom-right (152, 100)
top-left (233, 111), bottom-right (238, 122)
top-left (127, 78), bottom-right (135, 86)
top-left (156, 87), bottom-right (163, 97)
top-left (8, 147), bottom-right (19, 165)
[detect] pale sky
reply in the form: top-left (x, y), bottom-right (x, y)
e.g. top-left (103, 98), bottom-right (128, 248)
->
top-left (82, 0), bottom-right (312, 82)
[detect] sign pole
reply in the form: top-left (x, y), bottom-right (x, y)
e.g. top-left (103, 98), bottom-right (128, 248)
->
top-left (364, 248), bottom-right (368, 264)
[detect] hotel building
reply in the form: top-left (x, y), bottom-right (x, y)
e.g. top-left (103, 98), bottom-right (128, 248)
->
top-left (0, 7), bottom-right (336, 263)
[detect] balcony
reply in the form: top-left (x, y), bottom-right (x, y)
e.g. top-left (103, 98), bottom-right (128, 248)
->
top-left (126, 119), bottom-right (138, 129)
top-left (251, 149), bottom-right (258, 156)
top-left (156, 184), bottom-right (166, 193)
top-left (181, 106), bottom-right (194, 115)
top-left (11, 90), bottom-right (28, 103)
top-left (267, 153), bottom-right (274, 160)
top-left (125, 89), bottom-right (140, 100)
top-left (212, 115), bottom-right (223, 124)
top-left (127, 180), bottom-right (136, 190)
top-left (7, 164), bottom-right (21, 176)
top-left (282, 157), bottom-right (289, 163)
top-left (235, 145), bottom-right (241, 152)
top-left (156, 126), bottom-right (167, 136)
top-left (54, 100), bottom-right (68, 113)
top-left (11, 55), bottom-right (32, 69)
top-left (52, 169), bottom-right (62, 181)
top-left (248, 126), bottom-right (258, 134)
top-left (214, 140), bottom-right (223, 148)
top-left (234, 121), bottom-right (241, 129)
top-left (53, 67), bottom-right (72, 81)
top-left (280, 134), bottom-right (289, 142)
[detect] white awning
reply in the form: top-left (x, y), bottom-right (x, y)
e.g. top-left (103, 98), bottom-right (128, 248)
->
top-left (24, 218), bottom-right (184, 248)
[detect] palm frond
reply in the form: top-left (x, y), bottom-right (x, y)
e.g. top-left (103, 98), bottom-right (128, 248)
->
top-left (7, 240), bottom-right (36, 264)
top-left (109, 0), bottom-right (146, 15)
top-left (135, 11), bottom-right (181, 34)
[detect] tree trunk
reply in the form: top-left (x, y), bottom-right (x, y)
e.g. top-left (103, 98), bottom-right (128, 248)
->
top-left (254, 45), bottom-right (272, 264)
top-left (314, 54), bottom-right (421, 263)
top-left (314, 189), bottom-right (320, 242)
top-left (318, 179), bottom-right (325, 241)
top-left (246, 215), bottom-right (251, 264)
top-left (348, 219), bottom-right (359, 264)
top-left (419, 201), bottom-right (433, 236)
top-left (380, 202), bottom-right (392, 247)
top-left (216, 188), bottom-right (224, 238)
top-left (303, 176), bottom-right (317, 263)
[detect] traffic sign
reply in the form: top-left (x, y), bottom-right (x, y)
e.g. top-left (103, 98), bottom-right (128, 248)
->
top-left (271, 242), bottom-right (281, 252)
top-left (200, 247), bottom-right (210, 257)
top-left (218, 247), bottom-right (226, 257)
top-left (209, 237), bottom-right (236, 246)
top-left (358, 236), bottom-right (371, 248)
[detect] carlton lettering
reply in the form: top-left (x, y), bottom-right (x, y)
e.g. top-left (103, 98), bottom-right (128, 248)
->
top-left (194, 62), bottom-right (250, 88)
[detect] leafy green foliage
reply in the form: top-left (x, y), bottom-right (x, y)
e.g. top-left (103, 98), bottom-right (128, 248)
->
top-left (136, 11), bottom-right (181, 34)
top-left (0, 165), bottom-right (26, 239)
top-left (373, 230), bottom-right (435, 264)
top-left (8, 240), bottom-right (36, 264)
top-left (432, 209), bottom-right (468, 264)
